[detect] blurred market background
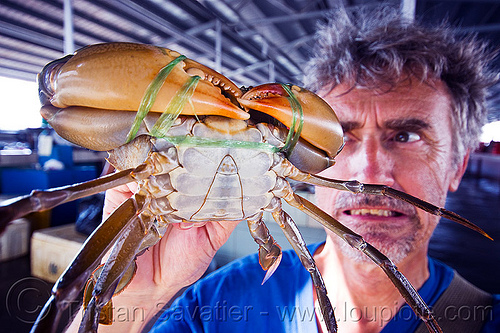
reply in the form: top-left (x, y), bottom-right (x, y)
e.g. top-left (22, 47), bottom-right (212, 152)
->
top-left (0, 1), bottom-right (499, 332)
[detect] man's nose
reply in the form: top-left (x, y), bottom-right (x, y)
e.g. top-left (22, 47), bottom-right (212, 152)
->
top-left (349, 138), bottom-right (395, 186)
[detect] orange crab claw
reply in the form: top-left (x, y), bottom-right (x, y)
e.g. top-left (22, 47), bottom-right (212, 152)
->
top-left (39, 42), bottom-right (248, 120)
top-left (238, 84), bottom-right (343, 158)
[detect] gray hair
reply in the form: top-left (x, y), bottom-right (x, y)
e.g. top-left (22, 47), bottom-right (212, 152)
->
top-left (304, 5), bottom-right (498, 164)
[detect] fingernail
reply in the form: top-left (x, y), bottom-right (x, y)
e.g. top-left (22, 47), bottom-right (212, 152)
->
top-left (179, 222), bottom-right (195, 230)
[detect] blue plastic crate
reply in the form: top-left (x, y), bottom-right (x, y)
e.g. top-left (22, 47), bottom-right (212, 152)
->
top-left (1, 166), bottom-right (98, 226)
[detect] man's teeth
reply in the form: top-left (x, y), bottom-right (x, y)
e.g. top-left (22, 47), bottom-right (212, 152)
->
top-left (349, 209), bottom-right (397, 217)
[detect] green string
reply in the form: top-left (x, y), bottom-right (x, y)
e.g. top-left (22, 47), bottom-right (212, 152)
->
top-left (126, 55), bottom-right (187, 143)
top-left (162, 136), bottom-right (279, 152)
top-left (279, 84), bottom-right (303, 157)
top-left (125, 61), bottom-right (304, 156)
top-left (150, 75), bottom-right (200, 138)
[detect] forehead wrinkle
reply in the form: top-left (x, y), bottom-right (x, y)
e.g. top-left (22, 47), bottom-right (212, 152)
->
top-left (327, 83), bottom-right (448, 133)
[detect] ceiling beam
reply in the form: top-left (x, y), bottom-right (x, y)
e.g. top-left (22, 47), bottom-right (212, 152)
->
top-left (0, 20), bottom-right (63, 50)
top-left (107, 0), bottom-right (266, 84)
top-left (401, 0), bottom-right (416, 21)
top-left (460, 23), bottom-right (500, 33)
top-left (0, 67), bottom-right (37, 81)
top-left (63, 0), bottom-right (75, 53)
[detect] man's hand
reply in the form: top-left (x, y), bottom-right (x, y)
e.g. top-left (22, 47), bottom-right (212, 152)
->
top-left (106, 182), bottom-right (240, 300)
top-left (66, 182), bottom-right (240, 332)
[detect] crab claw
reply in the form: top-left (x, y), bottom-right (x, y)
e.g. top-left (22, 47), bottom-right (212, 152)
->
top-left (238, 84), bottom-right (343, 158)
top-left (39, 42), bottom-right (248, 120)
top-left (259, 244), bottom-right (282, 285)
top-left (40, 105), bottom-right (162, 151)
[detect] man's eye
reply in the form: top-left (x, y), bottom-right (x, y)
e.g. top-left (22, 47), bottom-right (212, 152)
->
top-left (393, 131), bottom-right (420, 143)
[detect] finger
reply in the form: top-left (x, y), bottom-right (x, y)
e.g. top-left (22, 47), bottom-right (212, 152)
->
top-left (173, 221), bottom-right (208, 230)
top-left (103, 183), bottom-right (137, 218)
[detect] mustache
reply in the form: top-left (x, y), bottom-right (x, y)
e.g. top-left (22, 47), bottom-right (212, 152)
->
top-left (333, 191), bottom-right (418, 217)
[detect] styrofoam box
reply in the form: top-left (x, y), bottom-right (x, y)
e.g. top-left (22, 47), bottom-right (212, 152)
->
top-left (31, 224), bottom-right (87, 282)
top-left (0, 218), bottom-right (30, 262)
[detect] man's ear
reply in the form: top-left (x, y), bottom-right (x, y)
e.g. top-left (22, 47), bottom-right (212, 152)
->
top-left (449, 150), bottom-right (470, 192)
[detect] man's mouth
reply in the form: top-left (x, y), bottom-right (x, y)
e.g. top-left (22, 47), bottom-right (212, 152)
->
top-left (345, 209), bottom-right (403, 217)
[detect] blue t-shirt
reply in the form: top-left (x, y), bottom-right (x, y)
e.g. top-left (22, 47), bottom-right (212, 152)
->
top-left (150, 243), bottom-right (499, 332)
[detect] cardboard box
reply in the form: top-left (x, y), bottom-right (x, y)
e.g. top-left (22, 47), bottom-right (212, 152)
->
top-left (31, 224), bottom-right (87, 282)
top-left (0, 218), bottom-right (30, 262)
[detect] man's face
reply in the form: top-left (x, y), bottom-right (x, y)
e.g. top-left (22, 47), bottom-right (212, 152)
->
top-left (316, 81), bottom-right (465, 264)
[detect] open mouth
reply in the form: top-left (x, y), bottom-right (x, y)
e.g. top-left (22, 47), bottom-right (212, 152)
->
top-left (345, 209), bottom-right (403, 217)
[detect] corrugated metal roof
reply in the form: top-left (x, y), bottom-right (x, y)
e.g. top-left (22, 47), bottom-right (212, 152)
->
top-left (0, 0), bottom-right (499, 120)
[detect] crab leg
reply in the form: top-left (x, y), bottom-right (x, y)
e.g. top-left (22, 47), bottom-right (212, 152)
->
top-left (282, 191), bottom-right (442, 333)
top-left (286, 168), bottom-right (492, 239)
top-left (247, 213), bottom-right (282, 284)
top-left (30, 194), bottom-right (147, 333)
top-left (271, 208), bottom-right (337, 333)
top-left (0, 163), bottom-right (152, 233)
top-left (80, 195), bottom-right (154, 332)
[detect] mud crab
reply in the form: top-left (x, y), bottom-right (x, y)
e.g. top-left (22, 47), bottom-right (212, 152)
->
top-left (0, 43), bottom-right (490, 333)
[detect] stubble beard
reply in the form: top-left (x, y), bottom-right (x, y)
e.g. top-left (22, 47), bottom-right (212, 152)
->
top-left (329, 193), bottom-right (423, 265)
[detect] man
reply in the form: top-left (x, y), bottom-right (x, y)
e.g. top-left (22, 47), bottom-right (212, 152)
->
top-left (66, 5), bottom-right (498, 333)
